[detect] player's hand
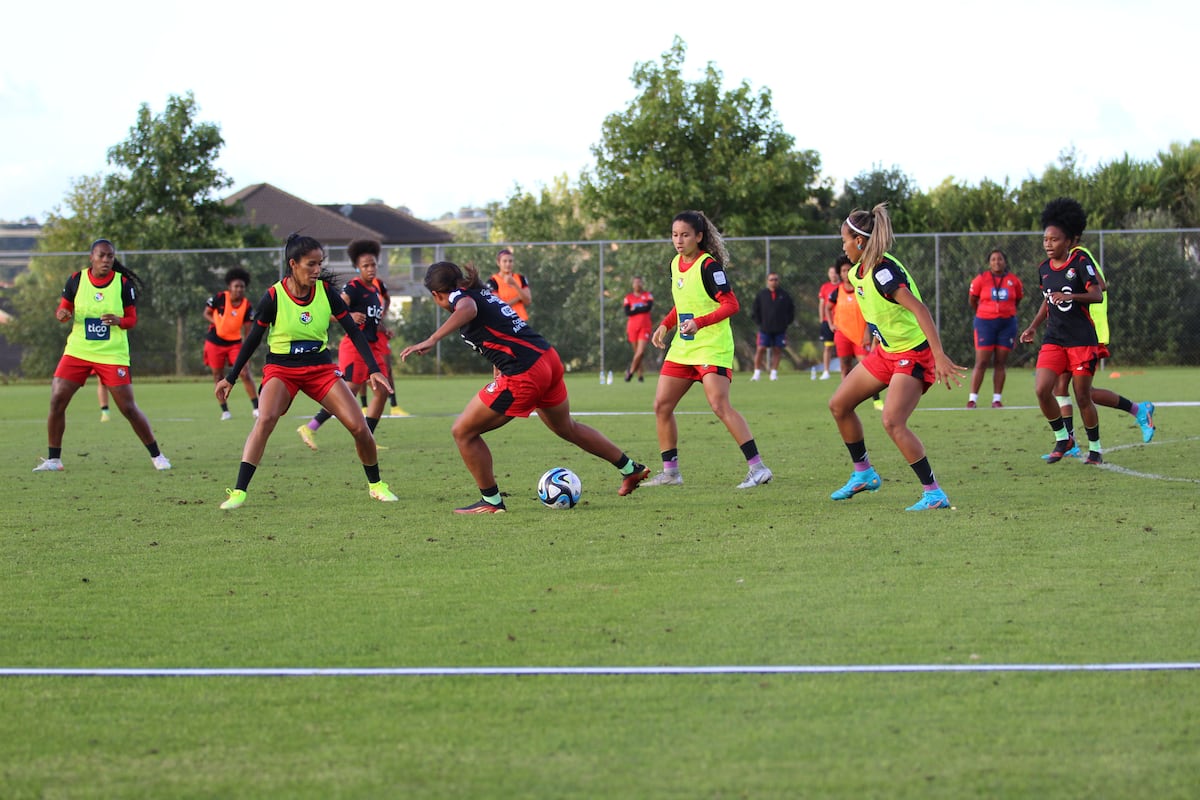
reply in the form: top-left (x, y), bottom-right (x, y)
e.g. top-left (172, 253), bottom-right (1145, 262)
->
top-left (651, 325), bottom-right (669, 349)
top-left (350, 312), bottom-right (367, 326)
top-left (367, 371), bottom-right (393, 396)
top-left (934, 353), bottom-right (968, 390)
top-left (399, 341), bottom-right (431, 361)
top-left (215, 378), bottom-right (232, 403)
top-left (1019, 327), bottom-right (1036, 344)
top-left (55, 308), bottom-right (73, 322)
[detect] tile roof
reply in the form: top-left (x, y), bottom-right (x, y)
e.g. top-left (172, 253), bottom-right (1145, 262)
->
top-left (224, 183), bottom-right (389, 245)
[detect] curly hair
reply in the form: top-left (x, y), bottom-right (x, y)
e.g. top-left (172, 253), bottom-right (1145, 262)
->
top-left (347, 239), bottom-right (381, 267)
top-left (224, 267), bottom-right (251, 287)
top-left (1040, 197), bottom-right (1088, 241)
top-left (672, 211), bottom-right (730, 267)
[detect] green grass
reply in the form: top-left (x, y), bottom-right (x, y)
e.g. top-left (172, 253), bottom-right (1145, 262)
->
top-left (2, 368), bottom-right (1198, 798)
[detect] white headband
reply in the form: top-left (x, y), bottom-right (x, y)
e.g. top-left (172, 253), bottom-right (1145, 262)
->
top-left (845, 217), bottom-right (871, 238)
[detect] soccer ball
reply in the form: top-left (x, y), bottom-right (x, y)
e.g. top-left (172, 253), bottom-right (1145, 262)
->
top-left (537, 467), bottom-right (582, 509)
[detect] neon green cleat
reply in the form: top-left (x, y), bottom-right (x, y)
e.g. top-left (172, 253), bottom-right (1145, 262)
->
top-left (369, 481), bottom-right (398, 502)
top-left (297, 425), bottom-right (318, 451)
top-left (220, 489), bottom-right (247, 510)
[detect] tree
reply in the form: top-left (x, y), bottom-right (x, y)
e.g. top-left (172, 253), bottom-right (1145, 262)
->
top-left (581, 37), bottom-right (830, 239)
top-left (491, 175), bottom-right (595, 243)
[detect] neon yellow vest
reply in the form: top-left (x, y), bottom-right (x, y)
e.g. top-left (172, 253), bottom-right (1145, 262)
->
top-left (1072, 246), bottom-right (1109, 346)
top-left (267, 280), bottom-right (331, 357)
top-left (668, 252), bottom-right (734, 367)
top-left (849, 253), bottom-right (926, 353)
top-left (64, 270), bottom-right (129, 365)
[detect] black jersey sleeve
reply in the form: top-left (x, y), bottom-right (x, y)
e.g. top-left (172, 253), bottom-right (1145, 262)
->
top-left (700, 258), bottom-right (732, 301)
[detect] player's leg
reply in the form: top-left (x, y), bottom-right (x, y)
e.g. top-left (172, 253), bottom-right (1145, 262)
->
top-left (992, 346), bottom-right (1011, 405)
top-left (828, 362), bottom-right (888, 500)
top-left (322, 379), bottom-right (378, 465)
top-left (451, 394), bottom-right (512, 494)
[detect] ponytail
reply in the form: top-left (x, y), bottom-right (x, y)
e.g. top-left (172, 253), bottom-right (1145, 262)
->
top-left (845, 203), bottom-right (894, 269)
top-left (424, 261), bottom-right (484, 293)
top-left (673, 210), bottom-right (730, 267)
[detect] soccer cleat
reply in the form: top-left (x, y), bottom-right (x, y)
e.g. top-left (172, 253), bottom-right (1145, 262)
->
top-left (100, 410), bottom-right (111, 423)
top-left (1041, 443), bottom-right (1081, 462)
top-left (992, 400), bottom-right (1003, 409)
top-left (368, 481), bottom-right (398, 502)
top-left (873, 398), bottom-right (884, 411)
top-left (1136, 401), bottom-right (1155, 443)
top-left (905, 488), bottom-right (952, 511)
top-left (297, 424), bottom-right (318, 450)
top-left (1044, 438), bottom-right (1077, 464)
top-left (1084, 451), bottom-right (1103, 466)
top-left (152, 454), bottom-right (172, 471)
top-left (819, 371), bottom-right (830, 380)
top-left (624, 371), bottom-right (633, 383)
top-left (769, 370), bottom-right (778, 381)
top-left (830, 468), bottom-right (882, 500)
top-left (389, 406), bottom-right (410, 417)
top-left (737, 463), bottom-right (773, 489)
top-left (32, 458), bottom-right (65, 472)
top-left (966, 400), bottom-right (977, 409)
top-left (220, 410), bottom-right (233, 421)
top-left (220, 489), bottom-right (247, 510)
top-left (618, 463), bottom-right (651, 496)
top-left (454, 499), bottom-right (506, 514)
top-left (253, 408), bottom-right (260, 419)
top-left (750, 370), bottom-right (761, 381)
top-left (644, 469), bottom-right (683, 486)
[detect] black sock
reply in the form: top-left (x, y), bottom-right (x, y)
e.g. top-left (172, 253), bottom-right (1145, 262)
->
top-left (739, 439), bottom-right (759, 461)
top-left (844, 439), bottom-right (868, 464)
top-left (1062, 414), bottom-right (1075, 438)
top-left (220, 402), bottom-right (229, 412)
top-left (236, 461), bottom-right (256, 491)
top-left (909, 456), bottom-right (935, 486)
top-left (366, 416), bottom-right (379, 433)
top-left (389, 393), bottom-right (398, 407)
top-left (145, 441), bottom-right (161, 458)
top-left (99, 405), bottom-right (109, 412)
top-left (49, 447), bottom-right (62, 460)
top-left (363, 463), bottom-right (381, 483)
top-left (251, 398), bottom-right (259, 409)
top-left (661, 448), bottom-right (678, 463)
top-left (313, 408), bottom-right (333, 425)
top-left (360, 393), bottom-right (369, 408)
top-left (1116, 396), bottom-right (1133, 413)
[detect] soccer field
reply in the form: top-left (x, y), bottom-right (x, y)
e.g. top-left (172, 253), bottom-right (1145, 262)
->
top-left (3, 369), bottom-right (1198, 798)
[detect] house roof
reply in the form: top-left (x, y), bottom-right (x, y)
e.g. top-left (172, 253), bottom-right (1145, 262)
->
top-left (319, 203), bottom-right (453, 245)
top-left (223, 183), bottom-right (389, 246)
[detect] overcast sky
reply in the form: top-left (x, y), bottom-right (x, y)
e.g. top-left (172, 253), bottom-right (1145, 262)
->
top-left (2, 0), bottom-right (1195, 225)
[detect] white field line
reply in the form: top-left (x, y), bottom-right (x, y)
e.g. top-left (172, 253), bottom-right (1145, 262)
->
top-left (1, 663), bottom-right (1198, 678)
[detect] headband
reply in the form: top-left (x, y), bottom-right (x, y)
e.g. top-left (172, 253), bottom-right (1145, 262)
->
top-left (845, 217), bottom-right (871, 238)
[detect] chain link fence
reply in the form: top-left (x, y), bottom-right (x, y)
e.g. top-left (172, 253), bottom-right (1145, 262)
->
top-left (4, 229), bottom-right (1198, 378)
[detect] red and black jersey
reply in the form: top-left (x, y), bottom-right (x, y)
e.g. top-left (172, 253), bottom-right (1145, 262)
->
top-left (341, 277), bottom-right (385, 343)
top-left (1037, 250), bottom-right (1100, 347)
top-left (449, 286), bottom-right (552, 375)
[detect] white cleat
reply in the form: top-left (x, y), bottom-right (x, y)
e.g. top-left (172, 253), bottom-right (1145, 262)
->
top-left (33, 458), bottom-right (65, 472)
top-left (643, 469), bottom-right (683, 486)
top-left (152, 454), bottom-right (172, 471)
top-left (220, 411), bottom-right (233, 421)
top-left (736, 464), bottom-right (773, 489)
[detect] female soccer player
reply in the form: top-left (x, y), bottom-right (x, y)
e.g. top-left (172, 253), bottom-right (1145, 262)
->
top-left (1019, 198), bottom-right (1106, 465)
top-left (203, 267), bottom-right (260, 420)
top-left (399, 261), bottom-right (649, 513)
top-left (214, 234), bottom-right (396, 509)
top-left (967, 248), bottom-right (1023, 408)
top-left (828, 204), bottom-right (965, 510)
top-left (297, 239), bottom-right (392, 449)
top-left (622, 275), bottom-right (654, 382)
top-left (34, 238), bottom-right (170, 472)
top-left (644, 210), bottom-right (772, 489)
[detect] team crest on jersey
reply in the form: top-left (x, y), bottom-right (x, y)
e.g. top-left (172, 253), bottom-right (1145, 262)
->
top-left (94, 292), bottom-right (104, 302)
top-left (677, 277), bottom-right (684, 289)
top-left (485, 381), bottom-right (498, 394)
top-left (1066, 268), bottom-right (1076, 280)
top-left (117, 367), bottom-right (127, 377)
top-left (299, 311), bottom-right (312, 325)
top-left (899, 359), bottom-right (910, 367)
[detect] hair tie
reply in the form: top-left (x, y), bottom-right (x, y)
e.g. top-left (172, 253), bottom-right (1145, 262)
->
top-left (845, 217), bottom-right (871, 238)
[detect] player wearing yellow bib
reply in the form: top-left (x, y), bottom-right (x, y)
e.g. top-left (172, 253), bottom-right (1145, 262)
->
top-left (213, 234), bottom-right (397, 510)
top-left (828, 205), bottom-right (966, 511)
top-left (34, 239), bottom-right (171, 473)
top-left (644, 210), bottom-right (772, 489)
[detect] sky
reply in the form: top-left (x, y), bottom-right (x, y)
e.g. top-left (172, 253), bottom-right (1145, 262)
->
top-left (2, 0), bottom-right (1197, 225)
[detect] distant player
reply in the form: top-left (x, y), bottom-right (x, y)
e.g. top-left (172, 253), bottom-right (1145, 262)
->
top-left (204, 267), bottom-right (260, 420)
top-left (623, 275), bottom-right (654, 382)
top-left (967, 248), bottom-right (1023, 409)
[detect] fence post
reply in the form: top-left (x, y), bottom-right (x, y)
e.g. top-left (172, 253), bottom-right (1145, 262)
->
top-left (598, 242), bottom-right (606, 378)
top-left (933, 233), bottom-right (942, 331)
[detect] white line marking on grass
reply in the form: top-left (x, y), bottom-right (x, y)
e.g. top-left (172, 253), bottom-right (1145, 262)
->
top-left (2, 663), bottom-right (1198, 678)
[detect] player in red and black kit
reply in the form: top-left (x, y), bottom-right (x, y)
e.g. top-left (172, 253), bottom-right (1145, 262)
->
top-left (400, 261), bottom-right (649, 513)
top-left (298, 239), bottom-right (391, 449)
top-left (622, 275), bottom-right (654, 382)
top-left (967, 249), bottom-right (1023, 408)
top-left (1020, 198), bottom-right (1105, 465)
top-left (204, 267), bottom-right (260, 420)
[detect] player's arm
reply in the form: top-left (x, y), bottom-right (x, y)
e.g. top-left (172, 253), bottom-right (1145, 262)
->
top-left (400, 294), bottom-right (478, 360)
top-left (893, 285), bottom-right (965, 388)
top-left (1020, 298), bottom-right (1050, 344)
top-left (652, 307), bottom-right (678, 349)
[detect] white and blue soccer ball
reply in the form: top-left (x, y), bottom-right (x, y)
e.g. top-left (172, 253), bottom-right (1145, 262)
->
top-left (537, 467), bottom-right (582, 509)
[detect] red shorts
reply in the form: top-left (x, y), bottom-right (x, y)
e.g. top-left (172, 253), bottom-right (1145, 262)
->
top-left (203, 340), bottom-right (241, 370)
top-left (659, 360), bottom-right (733, 382)
top-left (627, 318), bottom-right (652, 344)
top-left (861, 346), bottom-right (936, 393)
top-left (1036, 344), bottom-right (1099, 377)
top-left (833, 330), bottom-right (868, 360)
top-left (338, 336), bottom-right (389, 385)
top-left (54, 354), bottom-right (132, 386)
top-left (262, 362), bottom-right (343, 403)
top-left (478, 349), bottom-right (568, 418)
